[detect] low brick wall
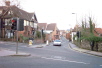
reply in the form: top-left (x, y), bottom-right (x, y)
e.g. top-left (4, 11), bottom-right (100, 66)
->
top-left (97, 43), bottom-right (102, 52)
top-left (34, 39), bottom-right (43, 44)
top-left (81, 40), bottom-right (91, 50)
top-left (74, 40), bottom-right (102, 52)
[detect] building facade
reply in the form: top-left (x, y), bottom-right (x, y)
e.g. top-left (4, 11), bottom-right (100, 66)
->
top-left (0, 1), bottom-right (38, 41)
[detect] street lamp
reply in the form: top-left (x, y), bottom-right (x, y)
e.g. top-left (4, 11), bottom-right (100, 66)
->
top-left (72, 13), bottom-right (78, 31)
top-left (71, 13), bottom-right (78, 43)
top-left (72, 13), bottom-right (81, 45)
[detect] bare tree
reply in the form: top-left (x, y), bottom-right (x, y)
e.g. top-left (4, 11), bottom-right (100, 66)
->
top-left (0, 0), bottom-right (22, 9)
top-left (10, 0), bottom-right (21, 8)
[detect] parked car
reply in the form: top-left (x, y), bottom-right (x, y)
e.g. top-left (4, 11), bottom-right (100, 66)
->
top-left (53, 40), bottom-right (62, 46)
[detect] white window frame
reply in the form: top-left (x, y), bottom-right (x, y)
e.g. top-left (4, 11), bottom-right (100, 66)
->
top-left (0, 10), bottom-right (2, 14)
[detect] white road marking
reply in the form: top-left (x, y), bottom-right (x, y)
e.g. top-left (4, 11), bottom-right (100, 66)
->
top-left (100, 65), bottom-right (102, 66)
top-left (53, 56), bottom-right (63, 59)
top-left (41, 57), bottom-right (90, 65)
top-left (51, 56), bottom-right (66, 60)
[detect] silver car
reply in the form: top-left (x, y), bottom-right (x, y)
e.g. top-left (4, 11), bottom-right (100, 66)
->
top-left (53, 40), bottom-right (61, 46)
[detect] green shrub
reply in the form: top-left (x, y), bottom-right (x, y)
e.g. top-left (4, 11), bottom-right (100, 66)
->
top-left (22, 36), bottom-right (29, 41)
top-left (84, 34), bottom-right (102, 42)
top-left (20, 34), bottom-right (29, 41)
top-left (36, 31), bottom-right (41, 38)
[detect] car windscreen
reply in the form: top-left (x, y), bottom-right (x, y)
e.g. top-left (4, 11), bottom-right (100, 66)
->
top-left (54, 40), bottom-right (61, 42)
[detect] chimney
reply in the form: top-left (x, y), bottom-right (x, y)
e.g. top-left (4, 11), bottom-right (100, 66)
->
top-left (5, 1), bottom-right (10, 6)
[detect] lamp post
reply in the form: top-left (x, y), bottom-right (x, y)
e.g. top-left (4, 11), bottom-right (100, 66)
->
top-left (72, 13), bottom-right (81, 45)
top-left (71, 13), bottom-right (77, 43)
top-left (72, 13), bottom-right (78, 31)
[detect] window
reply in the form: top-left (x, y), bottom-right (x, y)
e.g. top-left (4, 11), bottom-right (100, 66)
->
top-left (8, 11), bottom-right (13, 15)
top-left (5, 19), bottom-right (8, 25)
top-left (27, 21), bottom-right (29, 26)
top-left (99, 34), bottom-right (102, 36)
top-left (30, 22), bottom-right (34, 27)
top-left (6, 29), bottom-right (13, 38)
top-left (5, 19), bottom-right (11, 26)
top-left (32, 17), bottom-right (34, 19)
top-left (0, 10), bottom-right (2, 14)
top-left (24, 20), bottom-right (27, 26)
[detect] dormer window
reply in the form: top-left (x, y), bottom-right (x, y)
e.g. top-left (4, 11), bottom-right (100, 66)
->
top-left (32, 17), bottom-right (34, 19)
top-left (8, 11), bottom-right (13, 15)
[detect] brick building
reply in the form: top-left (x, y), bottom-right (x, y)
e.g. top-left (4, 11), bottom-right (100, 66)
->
top-left (37, 23), bottom-right (60, 42)
top-left (0, 1), bottom-right (38, 41)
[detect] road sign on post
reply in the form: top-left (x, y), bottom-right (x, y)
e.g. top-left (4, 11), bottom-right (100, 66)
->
top-left (18, 19), bottom-right (24, 31)
top-left (41, 29), bottom-right (43, 35)
top-left (76, 31), bottom-right (81, 38)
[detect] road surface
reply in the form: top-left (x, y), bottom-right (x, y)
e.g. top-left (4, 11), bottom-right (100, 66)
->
top-left (0, 37), bottom-right (102, 68)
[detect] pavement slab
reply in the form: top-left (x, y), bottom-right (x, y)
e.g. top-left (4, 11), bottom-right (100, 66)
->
top-left (0, 48), bottom-right (31, 57)
top-left (0, 41), bottom-right (47, 57)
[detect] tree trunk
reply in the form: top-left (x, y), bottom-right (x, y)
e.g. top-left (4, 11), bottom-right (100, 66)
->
top-left (90, 41), bottom-right (94, 51)
top-left (96, 42), bottom-right (98, 51)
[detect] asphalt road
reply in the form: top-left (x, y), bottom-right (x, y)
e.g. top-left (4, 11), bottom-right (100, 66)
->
top-left (0, 37), bottom-right (102, 68)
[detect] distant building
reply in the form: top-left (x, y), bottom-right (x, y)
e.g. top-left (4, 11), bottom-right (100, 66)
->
top-left (94, 28), bottom-right (102, 36)
top-left (60, 30), bottom-right (66, 37)
top-left (37, 23), bottom-right (60, 42)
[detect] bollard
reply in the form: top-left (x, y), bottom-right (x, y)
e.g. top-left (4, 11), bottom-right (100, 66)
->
top-left (46, 40), bottom-right (49, 46)
top-left (29, 40), bottom-right (32, 46)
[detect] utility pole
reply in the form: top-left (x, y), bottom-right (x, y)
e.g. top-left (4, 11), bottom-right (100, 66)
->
top-left (16, 17), bottom-right (19, 54)
top-left (41, 29), bottom-right (43, 44)
top-left (0, 19), bottom-right (1, 39)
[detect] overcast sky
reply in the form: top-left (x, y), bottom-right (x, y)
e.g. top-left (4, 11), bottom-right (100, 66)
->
top-left (3, 0), bottom-right (102, 30)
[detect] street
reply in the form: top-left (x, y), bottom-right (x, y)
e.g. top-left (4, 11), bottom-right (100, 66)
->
top-left (0, 37), bottom-right (102, 68)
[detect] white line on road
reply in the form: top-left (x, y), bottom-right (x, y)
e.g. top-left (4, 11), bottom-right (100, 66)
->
top-left (35, 48), bottom-right (68, 53)
top-left (100, 65), bottom-right (102, 66)
top-left (41, 57), bottom-right (90, 65)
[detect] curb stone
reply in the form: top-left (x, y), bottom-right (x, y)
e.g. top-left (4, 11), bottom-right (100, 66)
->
top-left (9, 53), bottom-right (31, 57)
top-left (0, 48), bottom-right (31, 57)
top-left (68, 43), bottom-right (102, 57)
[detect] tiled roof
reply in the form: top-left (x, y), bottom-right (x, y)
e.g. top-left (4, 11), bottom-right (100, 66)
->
top-left (0, 5), bottom-right (38, 22)
top-left (94, 28), bottom-right (102, 34)
top-left (46, 23), bottom-right (56, 30)
top-left (71, 29), bottom-right (76, 32)
top-left (38, 23), bottom-right (57, 30)
top-left (37, 23), bottom-right (47, 30)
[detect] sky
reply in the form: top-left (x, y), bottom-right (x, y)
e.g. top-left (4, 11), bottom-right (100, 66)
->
top-left (2, 0), bottom-right (102, 30)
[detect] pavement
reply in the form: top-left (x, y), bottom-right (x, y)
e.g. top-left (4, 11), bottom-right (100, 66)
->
top-left (69, 42), bottom-right (102, 57)
top-left (0, 41), bottom-right (102, 57)
top-left (0, 41), bottom-right (47, 57)
top-left (0, 49), bottom-right (31, 57)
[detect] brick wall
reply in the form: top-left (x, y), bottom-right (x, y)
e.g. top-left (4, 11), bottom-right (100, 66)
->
top-left (77, 40), bottom-right (102, 52)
